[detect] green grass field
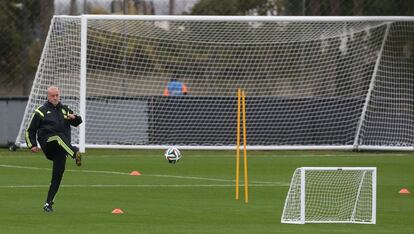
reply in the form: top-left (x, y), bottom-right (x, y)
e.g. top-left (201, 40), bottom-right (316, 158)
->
top-left (0, 148), bottom-right (413, 233)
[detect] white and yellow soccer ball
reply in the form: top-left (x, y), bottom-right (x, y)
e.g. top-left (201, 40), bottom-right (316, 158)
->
top-left (164, 147), bottom-right (181, 164)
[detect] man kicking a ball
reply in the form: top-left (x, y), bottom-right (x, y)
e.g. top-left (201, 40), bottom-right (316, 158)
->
top-left (26, 86), bottom-right (83, 212)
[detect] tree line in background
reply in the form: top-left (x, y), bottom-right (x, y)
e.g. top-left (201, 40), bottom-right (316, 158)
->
top-left (190, 0), bottom-right (413, 16)
top-left (0, 0), bottom-right (412, 96)
top-left (0, 0), bottom-right (53, 96)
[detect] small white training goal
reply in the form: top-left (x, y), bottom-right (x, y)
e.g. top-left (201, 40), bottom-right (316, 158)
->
top-left (281, 167), bottom-right (376, 224)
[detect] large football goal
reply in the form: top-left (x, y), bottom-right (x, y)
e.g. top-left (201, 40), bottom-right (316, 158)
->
top-left (16, 15), bottom-right (414, 151)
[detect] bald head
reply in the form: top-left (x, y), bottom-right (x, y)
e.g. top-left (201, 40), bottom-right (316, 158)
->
top-left (47, 86), bottom-right (60, 106)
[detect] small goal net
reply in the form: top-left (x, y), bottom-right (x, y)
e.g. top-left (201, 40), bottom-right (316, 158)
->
top-left (281, 167), bottom-right (376, 224)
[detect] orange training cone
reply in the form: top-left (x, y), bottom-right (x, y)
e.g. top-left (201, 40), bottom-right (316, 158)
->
top-left (112, 208), bottom-right (124, 214)
top-left (399, 188), bottom-right (410, 194)
top-left (130, 171), bottom-right (141, 176)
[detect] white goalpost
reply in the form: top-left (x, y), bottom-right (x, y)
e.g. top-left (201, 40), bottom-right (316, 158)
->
top-left (281, 167), bottom-right (377, 224)
top-left (16, 15), bottom-right (414, 151)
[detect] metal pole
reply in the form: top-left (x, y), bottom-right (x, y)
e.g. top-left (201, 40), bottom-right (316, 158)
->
top-left (83, 0), bottom-right (88, 14)
top-left (124, 0), bottom-right (128, 14)
top-left (169, 0), bottom-right (175, 15)
top-left (79, 16), bottom-right (88, 153)
top-left (21, 0), bottom-right (29, 95)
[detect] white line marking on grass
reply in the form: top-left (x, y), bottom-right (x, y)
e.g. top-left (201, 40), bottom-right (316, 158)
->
top-left (148, 174), bottom-right (282, 185)
top-left (0, 164), bottom-right (50, 171)
top-left (0, 184), bottom-right (282, 189)
top-left (0, 164), bottom-right (288, 186)
top-left (79, 153), bottom-right (411, 158)
top-left (0, 185), bottom-right (49, 188)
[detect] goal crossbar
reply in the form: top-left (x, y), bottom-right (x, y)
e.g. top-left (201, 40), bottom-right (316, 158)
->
top-left (61, 15), bottom-right (414, 22)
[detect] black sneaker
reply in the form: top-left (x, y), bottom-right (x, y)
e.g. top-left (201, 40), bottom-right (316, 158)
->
top-left (75, 151), bottom-right (82, 166)
top-left (43, 202), bottom-right (54, 212)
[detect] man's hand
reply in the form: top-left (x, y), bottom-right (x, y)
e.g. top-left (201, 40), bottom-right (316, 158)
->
top-left (31, 146), bottom-right (39, 153)
top-left (68, 114), bottom-right (76, 120)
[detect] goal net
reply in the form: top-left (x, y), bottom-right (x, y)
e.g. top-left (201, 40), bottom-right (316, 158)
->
top-left (281, 167), bottom-right (376, 224)
top-left (16, 16), bottom-right (414, 151)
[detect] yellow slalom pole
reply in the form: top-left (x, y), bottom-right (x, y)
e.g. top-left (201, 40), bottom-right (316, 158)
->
top-left (242, 90), bottom-right (248, 203)
top-left (236, 89), bottom-right (241, 200)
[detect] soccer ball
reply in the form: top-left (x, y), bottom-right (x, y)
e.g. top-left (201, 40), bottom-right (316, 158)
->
top-left (164, 147), bottom-right (181, 164)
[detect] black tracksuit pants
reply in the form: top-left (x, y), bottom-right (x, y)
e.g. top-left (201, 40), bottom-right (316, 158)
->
top-left (40, 133), bottom-right (77, 204)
